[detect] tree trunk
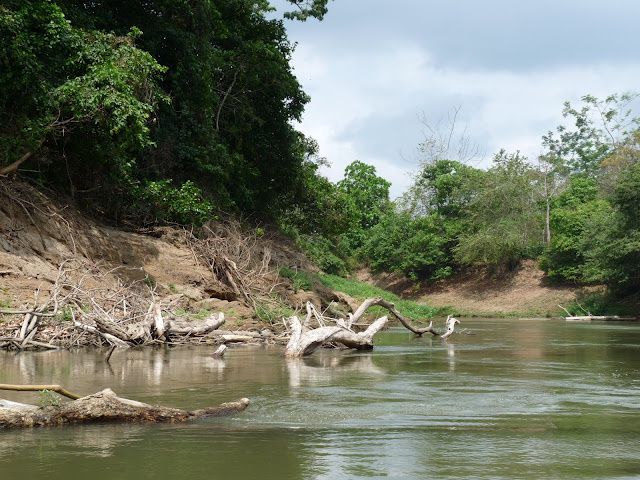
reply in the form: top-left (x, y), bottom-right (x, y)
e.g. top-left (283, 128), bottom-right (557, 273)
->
top-left (0, 388), bottom-right (250, 429)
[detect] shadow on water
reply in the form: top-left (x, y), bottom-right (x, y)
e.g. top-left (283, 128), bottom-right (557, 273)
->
top-left (1, 318), bottom-right (640, 479)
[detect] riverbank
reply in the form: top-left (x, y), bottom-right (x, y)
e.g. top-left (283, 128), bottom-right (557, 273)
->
top-left (0, 179), bottom-right (605, 353)
top-left (352, 262), bottom-right (590, 318)
top-left (0, 180), bottom-right (355, 350)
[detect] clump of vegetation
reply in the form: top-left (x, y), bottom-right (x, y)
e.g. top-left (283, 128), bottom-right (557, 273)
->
top-left (56, 307), bottom-right (74, 322)
top-left (38, 390), bottom-right (61, 408)
top-left (279, 267), bottom-right (316, 292)
top-left (0, 0), bottom-right (330, 225)
top-left (562, 291), bottom-right (637, 317)
top-left (318, 274), bottom-right (450, 320)
top-left (254, 300), bottom-right (294, 326)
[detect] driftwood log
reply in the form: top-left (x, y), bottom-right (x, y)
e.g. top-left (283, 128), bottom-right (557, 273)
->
top-left (285, 315), bottom-right (388, 357)
top-left (0, 388), bottom-right (250, 429)
top-left (285, 299), bottom-right (460, 357)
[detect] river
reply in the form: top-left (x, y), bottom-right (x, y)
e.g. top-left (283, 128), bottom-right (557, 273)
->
top-left (1, 318), bottom-right (639, 479)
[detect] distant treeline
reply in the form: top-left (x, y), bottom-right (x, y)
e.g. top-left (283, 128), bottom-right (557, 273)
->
top-left (317, 95), bottom-right (640, 297)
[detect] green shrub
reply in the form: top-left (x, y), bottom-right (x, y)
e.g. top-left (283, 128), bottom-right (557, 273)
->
top-left (141, 180), bottom-right (215, 226)
top-left (360, 212), bottom-right (452, 281)
top-left (297, 234), bottom-right (348, 275)
top-left (254, 301), bottom-right (294, 325)
top-left (38, 390), bottom-right (61, 407)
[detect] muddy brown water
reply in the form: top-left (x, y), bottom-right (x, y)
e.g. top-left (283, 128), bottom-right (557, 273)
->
top-left (1, 318), bottom-right (639, 479)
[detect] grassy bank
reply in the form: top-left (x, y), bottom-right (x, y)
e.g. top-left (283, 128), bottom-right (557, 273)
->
top-left (318, 274), bottom-right (452, 320)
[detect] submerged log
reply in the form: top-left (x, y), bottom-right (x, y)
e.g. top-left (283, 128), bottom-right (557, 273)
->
top-left (0, 388), bottom-right (250, 429)
top-left (211, 345), bottom-right (227, 358)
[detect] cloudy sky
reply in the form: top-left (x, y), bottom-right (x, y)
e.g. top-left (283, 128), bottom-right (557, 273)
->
top-left (275, 0), bottom-right (640, 197)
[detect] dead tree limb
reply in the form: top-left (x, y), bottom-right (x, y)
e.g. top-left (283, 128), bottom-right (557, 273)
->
top-left (0, 384), bottom-right (81, 400)
top-left (440, 315), bottom-right (460, 340)
top-left (347, 297), bottom-right (438, 336)
top-left (168, 313), bottom-right (225, 335)
top-left (285, 316), bottom-right (343, 357)
top-left (284, 299), bottom-right (392, 357)
top-left (211, 345), bottom-right (227, 358)
top-left (0, 151), bottom-right (33, 176)
top-left (284, 298), bottom-right (460, 357)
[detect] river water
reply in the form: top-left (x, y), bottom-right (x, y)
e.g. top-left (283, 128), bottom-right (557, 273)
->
top-left (1, 318), bottom-right (639, 479)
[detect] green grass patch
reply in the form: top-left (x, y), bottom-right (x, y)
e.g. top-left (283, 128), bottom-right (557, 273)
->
top-left (255, 301), bottom-right (294, 325)
top-left (278, 267), bottom-right (316, 292)
top-left (318, 273), bottom-right (451, 320)
top-left (172, 307), bottom-right (213, 321)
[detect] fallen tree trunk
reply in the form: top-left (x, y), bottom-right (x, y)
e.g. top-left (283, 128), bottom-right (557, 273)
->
top-left (284, 299), bottom-right (392, 357)
top-left (0, 388), bottom-right (250, 429)
top-left (284, 299), bottom-right (461, 357)
top-left (284, 316), bottom-right (389, 357)
top-left (168, 313), bottom-right (225, 335)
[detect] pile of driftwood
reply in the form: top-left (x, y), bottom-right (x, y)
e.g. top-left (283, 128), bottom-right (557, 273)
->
top-left (185, 222), bottom-right (279, 309)
top-left (0, 258), bottom-right (460, 355)
top-left (0, 262), bottom-right (273, 351)
top-left (0, 384), bottom-right (249, 429)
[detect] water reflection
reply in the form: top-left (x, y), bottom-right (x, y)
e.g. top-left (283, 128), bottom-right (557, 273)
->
top-left (446, 342), bottom-right (456, 372)
top-left (286, 353), bottom-right (385, 389)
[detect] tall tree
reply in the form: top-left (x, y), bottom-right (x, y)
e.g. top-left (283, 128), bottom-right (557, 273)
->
top-left (337, 160), bottom-right (391, 248)
top-left (455, 151), bottom-right (543, 270)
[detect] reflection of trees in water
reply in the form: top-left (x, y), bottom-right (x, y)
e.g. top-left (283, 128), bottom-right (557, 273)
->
top-left (0, 424), bottom-right (317, 479)
top-left (286, 352), bottom-right (385, 389)
top-left (0, 422), bottom-right (146, 460)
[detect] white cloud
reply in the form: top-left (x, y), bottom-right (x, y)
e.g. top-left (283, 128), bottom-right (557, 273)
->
top-left (291, 41), bottom-right (640, 198)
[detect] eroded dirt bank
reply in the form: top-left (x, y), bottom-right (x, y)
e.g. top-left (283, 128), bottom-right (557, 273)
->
top-left (0, 181), bottom-right (347, 350)
top-left (358, 261), bottom-right (582, 317)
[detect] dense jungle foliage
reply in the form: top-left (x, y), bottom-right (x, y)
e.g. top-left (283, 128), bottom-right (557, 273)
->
top-left (1, 1), bottom-right (638, 296)
top-left (0, 0), bottom-right (329, 223)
